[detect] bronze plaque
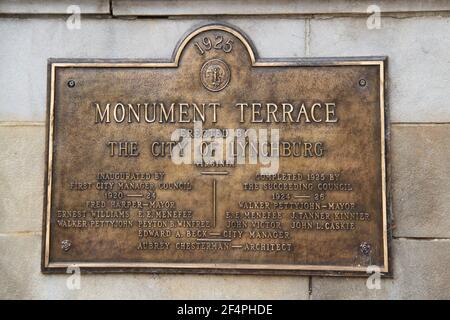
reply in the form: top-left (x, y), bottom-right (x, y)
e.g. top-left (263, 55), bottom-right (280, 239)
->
top-left (42, 24), bottom-right (390, 275)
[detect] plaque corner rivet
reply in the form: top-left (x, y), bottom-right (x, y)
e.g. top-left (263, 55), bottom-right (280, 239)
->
top-left (358, 79), bottom-right (367, 87)
top-left (67, 80), bottom-right (76, 88)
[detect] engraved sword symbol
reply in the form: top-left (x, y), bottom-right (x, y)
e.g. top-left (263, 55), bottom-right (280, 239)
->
top-left (199, 171), bottom-right (228, 229)
top-left (212, 178), bottom-right (217, 228)
top-left (207, 177), bottom-right (241, 249)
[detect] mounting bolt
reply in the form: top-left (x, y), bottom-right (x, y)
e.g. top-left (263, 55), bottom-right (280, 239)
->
top-left (360, 242), bottom-right (371, 255)
top-left (359, 79), bottom-right (367, 87)
top-left (67, 80), bottom-right (76, 88)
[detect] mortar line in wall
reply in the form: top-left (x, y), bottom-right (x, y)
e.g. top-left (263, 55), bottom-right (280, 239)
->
top-left (308, 276), bottom-right (313, 300)
top-left (310, 12), bottom-right (450, 20)
top-left (0, 13), bottom-right (113, 19)
top-left (394, 236), bottom-right (450, 241)
top-left (391, 122), bottom-right (450, 126)
top-left (0, 121), bottom-right (45, 127)
top-left (304, 18), bottom-right (311, 57)
top-left (1, 12), bottom-right (449, 20)
top-left (0, 231), bottom-right (42, 237)
top-left (102, 12), bottom-right (450, 19)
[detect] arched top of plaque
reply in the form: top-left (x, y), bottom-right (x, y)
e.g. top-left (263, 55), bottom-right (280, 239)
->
top-left (172, 23), bottom-right (258, 66)
top-left (48, 22), bottom-right (385, 69)
top-left (165, 23), bottom-right (385, 69)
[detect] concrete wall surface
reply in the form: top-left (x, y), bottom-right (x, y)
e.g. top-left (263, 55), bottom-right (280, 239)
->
top-left (1, 0), bottom-right (449, 299)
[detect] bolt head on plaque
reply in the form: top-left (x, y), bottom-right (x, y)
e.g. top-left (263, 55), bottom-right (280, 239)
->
top-left (359, 78), bottom-right (367, 87)
top-left (67, 80), bottom-right (76, 88)
top-left (200, 59), bottom-right (230, 92)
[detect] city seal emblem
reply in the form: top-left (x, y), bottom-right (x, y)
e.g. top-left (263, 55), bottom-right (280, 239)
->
top-left (200, 59), bottom-right (230, 92)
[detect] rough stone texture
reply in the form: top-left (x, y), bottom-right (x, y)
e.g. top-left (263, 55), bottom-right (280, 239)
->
top-left (0, 234), bottom-right (309, 299)
top-left (0, 0), bottom-right (110, 14)
top-left (391, 125), bottom-right (450, 238)
top-left (311, 239), bottom-right (450, 299)
top-left (0, 17), bottom-right (304, 122)
top-left (309, 16), bottom-right (450, 122)
top-left (112, 0), bottom-right (450, 16)
top-left (0, 125), bottom-right (45, 233)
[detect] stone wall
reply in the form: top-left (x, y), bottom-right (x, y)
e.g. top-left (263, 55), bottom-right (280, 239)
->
top-left (1, 0), bottom-right (449, 299)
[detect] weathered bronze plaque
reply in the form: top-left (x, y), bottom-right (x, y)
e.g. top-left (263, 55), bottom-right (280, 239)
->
top-left (42, 24), bottom-right (390, 275)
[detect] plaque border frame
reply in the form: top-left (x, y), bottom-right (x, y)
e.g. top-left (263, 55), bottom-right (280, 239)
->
top-left (42, 23), bottom-right (391, 276)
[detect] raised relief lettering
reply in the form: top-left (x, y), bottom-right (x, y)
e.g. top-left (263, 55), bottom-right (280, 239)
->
top-left (43, 24), bottom-right (388, 275)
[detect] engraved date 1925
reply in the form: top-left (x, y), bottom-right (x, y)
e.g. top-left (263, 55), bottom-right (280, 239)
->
top-left (194, 34), bottom-right (233, 55)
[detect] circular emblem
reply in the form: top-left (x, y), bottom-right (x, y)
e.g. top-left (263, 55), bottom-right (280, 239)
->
top-left (200, 59), bottom-right (230, 92)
